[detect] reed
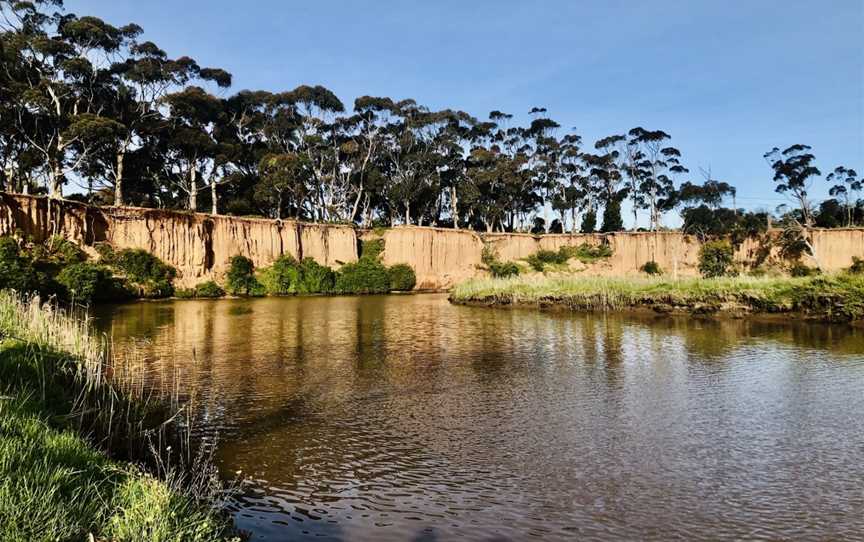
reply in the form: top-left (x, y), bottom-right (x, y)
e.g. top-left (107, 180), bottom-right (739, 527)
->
top-left (450, 273), bottom-right (864, 321)
top-left (0, 291), bottom-right (239, 541)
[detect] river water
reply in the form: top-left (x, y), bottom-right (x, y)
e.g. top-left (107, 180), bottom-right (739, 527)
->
top-left (92, 294), bottom-right (864, 541)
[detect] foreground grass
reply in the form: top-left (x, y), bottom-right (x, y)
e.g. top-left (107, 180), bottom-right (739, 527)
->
top-left (0, 292), bottom-right (238, 542)
top-left (450, 273), bottom-right (864, 322)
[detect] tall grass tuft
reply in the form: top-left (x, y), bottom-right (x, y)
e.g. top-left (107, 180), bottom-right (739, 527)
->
top-left (0, 291), bottom-right (239, 541)
top-left (449, 273), bottom-right (864, 322)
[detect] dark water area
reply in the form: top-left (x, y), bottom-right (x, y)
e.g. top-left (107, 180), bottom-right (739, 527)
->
top-left (92, 294), bottom-right (864, 541)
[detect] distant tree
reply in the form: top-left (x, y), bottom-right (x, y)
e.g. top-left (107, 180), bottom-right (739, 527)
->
top-left (764, 144), bottom-right (820, 227)
top-left (626, 128), bottom-right (687, 230)
top-left (826, 166), bottom-right (860, 226)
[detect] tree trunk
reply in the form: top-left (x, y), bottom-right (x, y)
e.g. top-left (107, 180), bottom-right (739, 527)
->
top-left (189, 168), bottom-right (198, 212)
top-left (114, 151), bottom-right (125, 206)
top-left (210, 179), bottom-right (218, 215)
top-left (450, 186), bottom-right (459, 229)
top-left (49, 160), bottom-right (63, 199)
top-left (404, 201), bottom-right (410, 225)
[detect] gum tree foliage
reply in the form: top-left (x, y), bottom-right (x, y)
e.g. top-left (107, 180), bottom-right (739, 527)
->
top-left (0, 2), bottom-right (859, 234)
top-left (764, 144), bottom-right (821, 227)
top-left (826, 166), bottom-right (860, 227)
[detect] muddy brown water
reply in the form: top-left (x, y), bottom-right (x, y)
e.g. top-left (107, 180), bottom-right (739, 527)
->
top-left (92, 294), bottom-right (864, 541)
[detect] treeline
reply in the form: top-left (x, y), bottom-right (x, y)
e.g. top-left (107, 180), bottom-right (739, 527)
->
top-left (0, 1), bottom-right (860, 234)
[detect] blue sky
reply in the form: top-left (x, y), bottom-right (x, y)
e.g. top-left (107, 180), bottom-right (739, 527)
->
top-left (70, 0), bottom-right (862, 226)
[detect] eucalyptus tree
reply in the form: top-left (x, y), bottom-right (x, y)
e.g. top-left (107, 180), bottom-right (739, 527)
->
top-left (826, 166), bottom-right (860, 226)
top-left (106, 40), bottom-right (230, 205)
top-left (592, 135), bottom-right (627, 232)
top-left (376, 100), bottom-right (446, 225)
top-left (1, 2), bottom-right (139, 197)
top-left (348, 96), bottom-right (398, 223)
top-left (626, 128), bottom-right (688, 230)
top-left (548, 133), bottom-right (586, 232)
top-left (162, 86), bottom-right (223, 211)
top-left (764, 144), bottom-right (820, 227)
top-left (283, 85), bottom-right (350, 221)
top-left (256, 152), bottom-right (309, 219)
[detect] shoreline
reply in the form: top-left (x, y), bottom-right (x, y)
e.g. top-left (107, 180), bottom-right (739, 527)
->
top-left (0, 292), bottom-right (239, 541)
top-left (448, 274), bottom-right (864, 323)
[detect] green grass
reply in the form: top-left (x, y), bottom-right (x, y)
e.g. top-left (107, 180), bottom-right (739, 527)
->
top-left (450, 273), bottom-right (864, 322)
top-left (0, 292), bottom-right (238, 541)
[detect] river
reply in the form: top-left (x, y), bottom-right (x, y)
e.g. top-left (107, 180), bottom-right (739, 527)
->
top-left (92, 294), bottom-right (864, 541)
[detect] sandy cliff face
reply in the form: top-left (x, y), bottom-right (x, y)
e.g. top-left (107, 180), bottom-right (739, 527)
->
top-left (0, 194), bottom-right (358, 287)
top-left (375, 227), bottom-right (485, 290)
top-left (2, 193), bottom-right (863, 290)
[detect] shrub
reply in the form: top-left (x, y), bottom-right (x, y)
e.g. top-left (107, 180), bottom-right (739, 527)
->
top-left (258, 255), bottom-right (301, 295)
top-left (789, 262), bottom-right (820, 277)
top-left (32, 235), bottom-right (87, 265)
top-left (0, 237), bottom-right (38, 293)
top-left (111, 248), bottom-right (176, 298)
top-left (225, 255), bottom-right (264, 296)
top-left (482, 244), bottom-right (520, 278)
top-left (489, 261), bottom-right (520, 278)
top-left (335, 257), bottom-right (390, 294)
top-left (195, 281), bottom-right (225, 298)
top-left (298, 257), bottom-right (336, 293)
top-left (57, 262), bottom-right (126, 303)
top-left (526, 250), bottom-right (562, 271)
top-left (526, 243), bottom-right (613, 271)
top-left (387, 263), bottom-right (416, 291)
top-left (849, 257), bottom-right (864, 275)
top-left (641, 261), bottom-right (662, 275)
top-left (361, 238), bottom-right (385, 260)
top-left (698, 240), bottom-right (735, 278)
top-left (94, 242), bottom-right (116, 263)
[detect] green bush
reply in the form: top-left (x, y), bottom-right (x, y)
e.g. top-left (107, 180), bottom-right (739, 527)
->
top-left (110, 248), bottom-right (176, 298)
top-left (57, 262), bottom-right (127, 303)
top-left (258, 255), bottom-right (336, 295)
top-left (526, 249), bottom-right (565, 271)
top-left (225, 255), bottom-right (265, 296)
top-left (94, 242), bottom-right (116, 263)
top-left (30, 235), bottom-right (86, 265)
top-left (258, 255), bottom-right (301, 295)
top-left (361, 238), bottom-right (385, 260)
top-left (641, 261), bottom-right (662, 275)
top-left (489, 261), bottom-right (520, 278)
top-left (387, 263), bottom-right (416, 291)
top-left (0, 237), bottom-right (38, 293)
top-left (482, 244), bottom-right (520, 278)
top-left (176, 280), bottom-right (225, 299)
top-left (789, 262), bottom-right (820, 277)
top-left (298, 258), bottom-right (336, 293)
top-left (698, 240), bottom-right (735, 278)
top-left (335, 257), bottom-right (390, 294)
top-left (561, 243), bottom-right (613, 261)
top-left (526, 243), bottom-right (613, 271)
top-left (849, 257), bottom-right (864, 275)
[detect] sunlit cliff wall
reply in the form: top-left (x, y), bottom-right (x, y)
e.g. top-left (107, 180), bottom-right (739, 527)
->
top-left (2, 193), bottom-right (863, 289)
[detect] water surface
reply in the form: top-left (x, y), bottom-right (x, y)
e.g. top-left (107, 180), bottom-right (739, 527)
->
top-left (93, 294), bottom-right (864, 541)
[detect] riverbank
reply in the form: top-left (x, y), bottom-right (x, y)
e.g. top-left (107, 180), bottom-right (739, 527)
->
top-left (0, 292), bottom-right (238, 541)
top-left (449, 273), bottom-right (864, 322)
top-left (5, 193), bottom-right (864, 291)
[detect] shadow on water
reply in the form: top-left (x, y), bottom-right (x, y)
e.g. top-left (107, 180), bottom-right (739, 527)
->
top-left (92, 294), bottom-right (864, 541)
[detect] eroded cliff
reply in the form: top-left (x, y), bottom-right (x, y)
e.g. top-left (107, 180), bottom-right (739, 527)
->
top-left (2, 193), bottom-right (863, 290)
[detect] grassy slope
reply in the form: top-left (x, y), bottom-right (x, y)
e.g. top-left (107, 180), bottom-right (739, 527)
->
top-left (450, 274), bottom-right (864, 321)
top-left (0, 294), bottom-right (237, 542)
